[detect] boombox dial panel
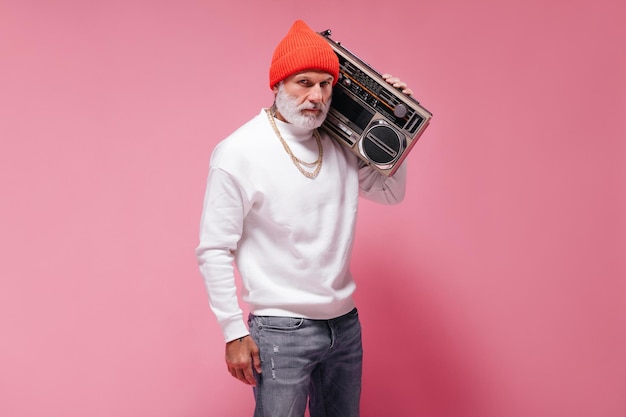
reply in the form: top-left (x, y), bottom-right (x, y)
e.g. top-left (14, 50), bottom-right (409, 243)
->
top-left (337, 57), bottom-right (424, 135)
top-left (319, 30), bottom-right (433, 176)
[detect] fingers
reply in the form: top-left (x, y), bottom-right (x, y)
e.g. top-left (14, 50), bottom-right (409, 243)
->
top-left (227, 362), bottom-right (257, 386)
top-left (401, 87), bottom-right (413, 96)
top-left (242, 365), bottom-right (257, 386)
top-left (382, 73), bottom-right (413, 96)
top-left (225, 336), bottom-right (261, 386)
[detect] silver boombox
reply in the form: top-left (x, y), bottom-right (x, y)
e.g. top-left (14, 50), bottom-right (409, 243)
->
top-left (319, 30), bottom-right (433, 176)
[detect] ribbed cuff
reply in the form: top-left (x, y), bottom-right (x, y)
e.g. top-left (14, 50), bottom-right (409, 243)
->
top-left (221, 318), bottom-right (250, 343)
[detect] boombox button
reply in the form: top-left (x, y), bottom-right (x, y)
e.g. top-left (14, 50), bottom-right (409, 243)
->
top-left (338, 123), bottom-right (353, 136)
top-left (394, 104), bottom-right (408, 118)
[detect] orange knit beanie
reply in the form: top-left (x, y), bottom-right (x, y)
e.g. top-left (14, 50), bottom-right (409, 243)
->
top-left (269, 20), bottom-right (339, 89)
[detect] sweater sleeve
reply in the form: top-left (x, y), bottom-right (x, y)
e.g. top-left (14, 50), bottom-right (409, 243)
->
top-left (195, 167), bottom-right (250, 342)
top-left (358, 161), bottom-right (407, 205)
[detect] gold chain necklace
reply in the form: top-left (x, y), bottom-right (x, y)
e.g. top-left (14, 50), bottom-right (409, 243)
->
top-left (265, 108), bottom-right (323, 179)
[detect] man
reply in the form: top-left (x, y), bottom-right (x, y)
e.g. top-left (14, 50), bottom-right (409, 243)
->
top-left (195, 19), bottom-right (412, 417)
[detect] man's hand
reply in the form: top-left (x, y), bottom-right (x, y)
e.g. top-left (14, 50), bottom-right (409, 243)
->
top-left (225, 335), bottom-right (262, 386)
top-left (382, 73), bottom-right (413, 96)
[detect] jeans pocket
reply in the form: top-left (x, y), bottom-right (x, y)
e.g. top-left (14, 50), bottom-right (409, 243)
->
top-left (253, 315), bottom-right (305, 332)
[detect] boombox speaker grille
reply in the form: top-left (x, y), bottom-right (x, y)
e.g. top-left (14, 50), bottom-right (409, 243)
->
top-left (361, 123), bottom-right (404, 165)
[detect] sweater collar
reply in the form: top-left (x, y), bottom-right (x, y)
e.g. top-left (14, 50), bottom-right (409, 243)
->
top-left (268, 110), bottom-right (316, 143)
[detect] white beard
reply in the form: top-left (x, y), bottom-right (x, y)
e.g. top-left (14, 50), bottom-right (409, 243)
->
top-left (274, 83), bottom-right (331, 130)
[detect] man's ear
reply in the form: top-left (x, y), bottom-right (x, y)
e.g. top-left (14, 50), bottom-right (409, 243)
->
top-left (272, 84), bottom-right (279, 94)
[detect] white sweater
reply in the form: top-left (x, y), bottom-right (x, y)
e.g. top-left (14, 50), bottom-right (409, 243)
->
top-left (195, 109), bottom-right (407, 342)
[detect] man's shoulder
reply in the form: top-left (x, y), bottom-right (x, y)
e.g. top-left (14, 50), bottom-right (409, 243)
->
top-left (212, 111), bottom-right (260, 149)
top-left (210, 110), bottom-right (272, 169)
top-left (221, 110), bottom-right (264, 140)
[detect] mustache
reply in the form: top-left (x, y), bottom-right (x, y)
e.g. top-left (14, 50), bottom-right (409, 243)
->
top-left (298, 100), bottom-right (329, 112)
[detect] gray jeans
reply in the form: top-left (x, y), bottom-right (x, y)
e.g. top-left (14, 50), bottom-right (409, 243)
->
top-left (249, 308), bottom-right (363, 417)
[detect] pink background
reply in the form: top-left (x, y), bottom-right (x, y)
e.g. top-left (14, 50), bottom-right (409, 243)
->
top-left (1, 1), bottom-right (624, 416)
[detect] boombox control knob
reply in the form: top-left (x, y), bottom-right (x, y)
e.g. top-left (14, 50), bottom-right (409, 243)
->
top-left (394, 103), bottom-right (408, 118)
top-left (342, 77), bottom-right (351, 87)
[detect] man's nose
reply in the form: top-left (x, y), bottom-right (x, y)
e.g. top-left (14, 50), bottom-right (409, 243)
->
top-left (308, 84), bottom-right (323, 102)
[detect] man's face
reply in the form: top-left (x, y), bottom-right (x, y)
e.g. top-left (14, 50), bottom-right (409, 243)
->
top-left (273, 71), bottom-right (334, 129)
